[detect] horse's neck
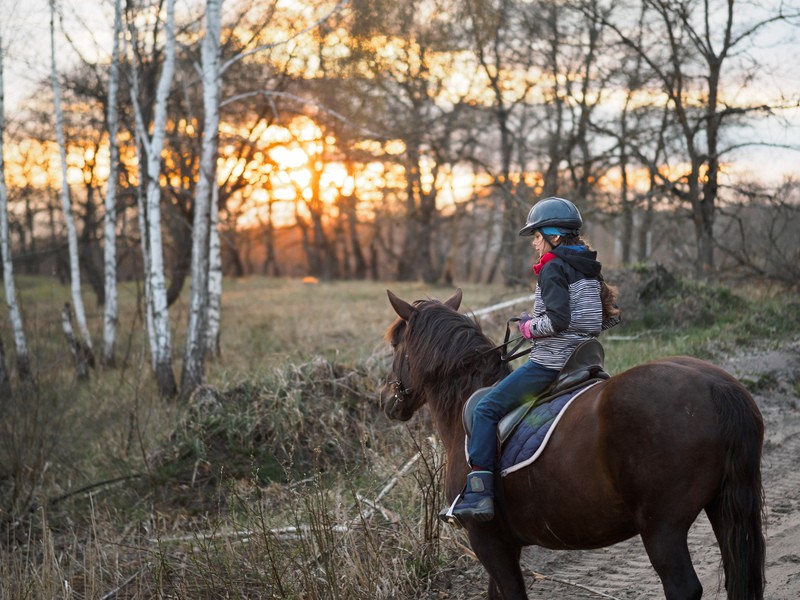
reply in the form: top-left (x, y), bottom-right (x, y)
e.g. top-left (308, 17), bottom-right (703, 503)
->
top-left (422, 335), bottom-right (505, 499)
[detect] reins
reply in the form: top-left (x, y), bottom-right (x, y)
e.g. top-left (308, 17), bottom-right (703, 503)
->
top-left (477, 317), bottom-right (530, 363)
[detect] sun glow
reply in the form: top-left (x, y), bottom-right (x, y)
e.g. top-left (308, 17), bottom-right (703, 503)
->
top-left (223, 112), bottom-right (476, 229)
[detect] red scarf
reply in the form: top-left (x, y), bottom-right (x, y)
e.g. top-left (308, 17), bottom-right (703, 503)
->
top-left (532, 251), bottom-right (556, 275)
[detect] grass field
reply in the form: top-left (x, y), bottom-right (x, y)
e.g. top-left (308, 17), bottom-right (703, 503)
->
top-left (1, 273), bottom-right (798, 598)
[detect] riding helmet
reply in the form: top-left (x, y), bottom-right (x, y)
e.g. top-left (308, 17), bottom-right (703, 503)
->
top-left (518, 196), bottom-right (582, 237)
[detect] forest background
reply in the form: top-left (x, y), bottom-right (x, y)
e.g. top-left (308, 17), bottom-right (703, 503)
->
top-left (1, 0), bottom-right (799, 393)
top-left (1, 1), bottom-right (800, 597)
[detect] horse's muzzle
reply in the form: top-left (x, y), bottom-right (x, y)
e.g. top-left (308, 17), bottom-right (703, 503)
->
top-left (379, 383), bottom-right (414, 421)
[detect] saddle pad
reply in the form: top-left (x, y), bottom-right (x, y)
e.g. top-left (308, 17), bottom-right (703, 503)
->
top-left (499, 382), bottom-right (600, 476)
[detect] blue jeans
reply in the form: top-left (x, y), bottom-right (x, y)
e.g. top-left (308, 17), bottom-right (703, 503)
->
top-left (467, 360), bottom-right (559, 471)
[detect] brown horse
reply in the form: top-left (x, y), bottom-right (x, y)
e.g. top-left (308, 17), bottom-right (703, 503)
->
top-left (380, 289), bottom-right (765, 600)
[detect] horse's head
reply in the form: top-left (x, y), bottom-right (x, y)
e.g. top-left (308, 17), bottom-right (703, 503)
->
top-left (380, 288), bottom-right (463, 421)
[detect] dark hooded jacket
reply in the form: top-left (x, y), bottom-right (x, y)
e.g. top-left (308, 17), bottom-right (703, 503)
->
top-left (527, 245), bottom-right (618, 369)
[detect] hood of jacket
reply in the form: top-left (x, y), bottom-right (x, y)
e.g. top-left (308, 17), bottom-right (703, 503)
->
top-left (551, 245), bottom-right (602, 278)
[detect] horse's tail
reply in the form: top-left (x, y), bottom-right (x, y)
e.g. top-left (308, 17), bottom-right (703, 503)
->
top-left (707, 380), bottom-right (766, 600)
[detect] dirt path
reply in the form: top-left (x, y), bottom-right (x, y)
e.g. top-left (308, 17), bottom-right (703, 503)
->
top-left (439, 339), bottom-right (800, 599)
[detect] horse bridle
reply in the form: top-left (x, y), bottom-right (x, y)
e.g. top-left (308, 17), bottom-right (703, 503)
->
top-left (388, 350), bottom-right (412, 404)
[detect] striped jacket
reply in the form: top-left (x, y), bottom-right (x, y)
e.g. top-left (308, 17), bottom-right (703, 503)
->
top-left (527, 245), bottom-right (619, 369)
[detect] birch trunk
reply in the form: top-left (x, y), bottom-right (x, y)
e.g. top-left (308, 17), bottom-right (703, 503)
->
top-left (0, 36), bottom-right (31, 382)
top-left (181, 0), bottom-right (223, 397)
top-left (50, 0), bottom-right (94, 362)
top-left (102, 0), bottom-right (123, 367)
top-left (144, 0), bottom-right (178, 397)
top-left (135, 171), bottom-right (156, 369)
top-left (205, 181), bottom-right (222, 357)
top-left (128, 36), bottom-right (156, 369)
top-left (61, 303), bottom-right (89, 381)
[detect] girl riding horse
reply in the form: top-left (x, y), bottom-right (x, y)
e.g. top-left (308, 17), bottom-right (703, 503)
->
top-left (454, 196), bottom-right (620, 523)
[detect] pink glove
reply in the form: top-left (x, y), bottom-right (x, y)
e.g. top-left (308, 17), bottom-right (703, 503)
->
top-left (518, 313), bottom-right (535, 339)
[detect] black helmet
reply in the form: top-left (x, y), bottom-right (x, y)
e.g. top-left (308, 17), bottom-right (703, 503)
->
top-left (518, 196), bottom-right (582, 237)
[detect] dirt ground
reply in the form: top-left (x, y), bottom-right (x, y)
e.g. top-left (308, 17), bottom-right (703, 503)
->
top-left (435, 337), bottom-right (800, 599)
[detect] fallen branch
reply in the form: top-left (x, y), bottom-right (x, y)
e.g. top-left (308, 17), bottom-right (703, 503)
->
top-left (445, 535), bottom-right (477, 561)
top-left (355, 493), bottom-right (397, 522)
top-left (151, 447), bottom-right (424, 544)
top-left (100, 564), bottom-right (151, 600)
top-left (373, 448), bottom-right (422, 504)
top-left (469, 296), bottom-right (530, 318)
top-left (526, 569), bottom-right (622, 599)
top-left (49, 474), bottom-right (144, 507)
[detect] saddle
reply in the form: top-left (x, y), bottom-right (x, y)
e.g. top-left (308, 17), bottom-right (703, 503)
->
top-left (463, 338), bottom-right (610, 445)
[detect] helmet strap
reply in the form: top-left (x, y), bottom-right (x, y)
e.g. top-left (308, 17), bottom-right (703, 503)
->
top-left (543, 234), bottom-right (560, 248)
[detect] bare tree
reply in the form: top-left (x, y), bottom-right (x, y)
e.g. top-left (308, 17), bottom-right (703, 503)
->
top-left (603, 0), bottom-right (792, 279)
top-left (716, 180), bottom-right (800, 287)
top-left (0, 34), bottom-right (31, 384)
top-left (50, 0), bottom-right (94, 362)
top-left (129, 0), bottom-right (178, 397)
top-left (347, 0), bottom-right (476, 283)
top-left (102, 0), bottom-right (123, 367)
top-left (586, 0), bottom-right (662, 264)
top-left (181, 0), bottom-right (223, 397)
top-left (290, 129), bottom-right (341, 280)
top-left (462, 0), bottom-right (543, 284)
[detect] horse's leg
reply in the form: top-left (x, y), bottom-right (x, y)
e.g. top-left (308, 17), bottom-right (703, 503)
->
top-left (639, 526), bottom-right (702, 600)
top-left (468, 529), bottom-right (527, 600)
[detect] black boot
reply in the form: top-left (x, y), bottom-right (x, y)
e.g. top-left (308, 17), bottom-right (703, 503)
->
top-left (451, 471), bottom-right (495, 522)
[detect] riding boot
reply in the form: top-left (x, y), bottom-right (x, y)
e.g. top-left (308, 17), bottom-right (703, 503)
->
top-left (451, 471), bottom-right (495, 522)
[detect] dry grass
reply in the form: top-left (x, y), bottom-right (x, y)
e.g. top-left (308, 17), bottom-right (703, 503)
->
top-left (2, 276), bottom-right (514, 599)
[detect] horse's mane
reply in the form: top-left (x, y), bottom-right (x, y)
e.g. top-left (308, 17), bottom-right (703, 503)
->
top-left (389, 298), bottom-right (511, 417)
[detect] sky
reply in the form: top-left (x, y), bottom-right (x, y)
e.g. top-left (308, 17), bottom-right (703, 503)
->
top-left (2, 0), bottom-right (117, 112)
top-left (1, 0), bottom-right (799, 184)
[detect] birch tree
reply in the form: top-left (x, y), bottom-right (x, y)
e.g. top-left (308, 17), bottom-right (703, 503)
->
top-left (0, 34), bottom-right (31, 383)
top-left (131, 0), bottom-right (178, 397)
top-left (181, 0), bottom-right (223, 396)
top-left (205, 181), bottom-right (222, 357)
top-left (126, 22), bottom-right (156, 370)
top-left (50, 0), bottom-right (94, 363)
top-left (200, 0), bottom-right (348, 353)
top-left (102, 0), bottom-right (123, 367)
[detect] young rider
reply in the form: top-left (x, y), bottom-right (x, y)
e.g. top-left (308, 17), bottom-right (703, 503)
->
top-left (452, 196), bottom-right (620, 523)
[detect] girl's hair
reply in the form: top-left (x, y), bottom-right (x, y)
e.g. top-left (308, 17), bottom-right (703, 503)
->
top-left (600, 279), bottom-right (620, 319)
top-left (552, 233), bottom-right (620, 320)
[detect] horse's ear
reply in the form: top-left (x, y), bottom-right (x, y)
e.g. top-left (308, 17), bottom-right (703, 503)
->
top-left (444, 288), bottom-right (463, 311)
top-left (387, 290), bottom-right (416, 320)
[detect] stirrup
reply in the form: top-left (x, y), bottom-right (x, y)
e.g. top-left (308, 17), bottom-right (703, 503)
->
top-left (439, 503), bottom-right (464, 529)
